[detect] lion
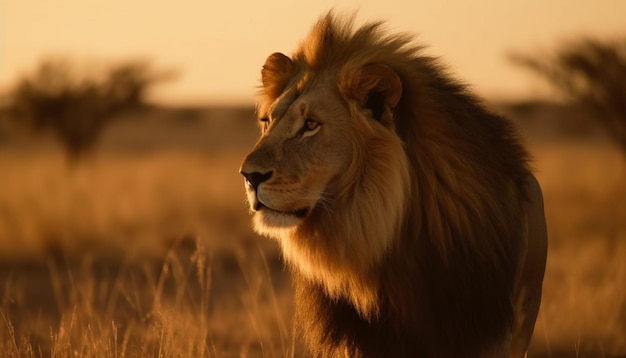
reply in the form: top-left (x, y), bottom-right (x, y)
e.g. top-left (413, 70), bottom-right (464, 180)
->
top-left (239, 12), bottom-right (547, 358)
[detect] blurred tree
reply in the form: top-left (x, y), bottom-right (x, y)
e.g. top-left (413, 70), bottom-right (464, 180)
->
top-left (514, 39), bottom-right (626, 252)
top-left (8, 57), bottom-right (175, 161)
top-left (510, 37), bottom-right (626, 153)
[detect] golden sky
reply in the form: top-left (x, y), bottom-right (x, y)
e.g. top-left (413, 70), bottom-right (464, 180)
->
top-left (1, 0), bottom-right (625, 105)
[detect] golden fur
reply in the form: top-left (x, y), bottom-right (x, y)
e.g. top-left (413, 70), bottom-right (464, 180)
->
top-left (240, 12), bottom-right (547, 358)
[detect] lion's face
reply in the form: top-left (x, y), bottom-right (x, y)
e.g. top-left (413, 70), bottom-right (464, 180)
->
top-left (240, 80), bottom-right (354, 234)
top-left (240, 52), bottom-right (405, 238)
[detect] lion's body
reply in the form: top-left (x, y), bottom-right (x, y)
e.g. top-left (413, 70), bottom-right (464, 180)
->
top-left (240, 12), bottom-right (547, 358)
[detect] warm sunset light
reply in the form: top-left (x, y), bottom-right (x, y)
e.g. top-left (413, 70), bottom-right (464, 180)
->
top-left (0, 1), bottom-right (625, 357)
top-left (1, 0), bottom-right (625, 105)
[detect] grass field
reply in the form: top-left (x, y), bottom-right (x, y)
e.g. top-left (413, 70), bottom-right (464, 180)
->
top-left (0, 106), bottom-right (624, 357)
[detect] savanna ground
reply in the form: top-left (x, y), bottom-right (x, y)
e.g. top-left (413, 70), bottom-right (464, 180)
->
top-left (0, 104), bottom-right (624, 357)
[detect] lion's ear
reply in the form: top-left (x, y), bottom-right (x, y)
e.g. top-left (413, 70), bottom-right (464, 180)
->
top-left (261, 52), bottom-right (295, 98)
top-left (343, 64), bottom-right (402, 126)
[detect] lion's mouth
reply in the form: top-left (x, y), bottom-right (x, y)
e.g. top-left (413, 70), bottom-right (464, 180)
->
top-left (255, 202), bottom-right (309, 218)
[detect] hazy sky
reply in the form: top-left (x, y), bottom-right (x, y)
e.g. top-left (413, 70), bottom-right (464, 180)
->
top-left (1, 0), bottom-right (625, 105)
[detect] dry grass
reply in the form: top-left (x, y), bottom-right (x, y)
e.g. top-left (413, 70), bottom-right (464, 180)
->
top-left (0, 240), bottom-right (297, 358)
top-left (0, 148), bottom-right (252, 259)
top-left (0, 144), bottom-right (301, 357)
top-left (0, 117), bottom-right (624, 357)
top-left (528, 140), bottom-right (626, 358)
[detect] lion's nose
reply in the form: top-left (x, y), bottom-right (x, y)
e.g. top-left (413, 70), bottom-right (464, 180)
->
top-left (240, 170), bottom-right (273, 191)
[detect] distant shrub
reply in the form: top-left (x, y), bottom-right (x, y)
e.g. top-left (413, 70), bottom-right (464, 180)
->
top-left (511, 37), bottom-right (626, 153)
top-left (8, 57), bottom-right (174, 161)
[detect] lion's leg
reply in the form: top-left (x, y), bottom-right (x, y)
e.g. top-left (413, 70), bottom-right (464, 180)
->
top-left (510, 175), bottom-right (548, 358)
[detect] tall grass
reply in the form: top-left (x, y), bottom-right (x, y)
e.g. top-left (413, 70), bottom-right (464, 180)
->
top-left (0, 237), bottom-right (298, 357)
top-left (0, 145), bottom-right (300, 357)
top-left (528, 140), bottom-right (626, 358)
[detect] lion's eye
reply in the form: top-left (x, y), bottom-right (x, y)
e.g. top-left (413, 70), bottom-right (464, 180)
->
top-left (300, 119), bottom-right (321, 138)
top-left (304, 119), bottom-right (320, 132)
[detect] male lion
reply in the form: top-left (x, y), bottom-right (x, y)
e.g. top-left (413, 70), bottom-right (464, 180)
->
top-left (240, 12), bottom-right (547, 358)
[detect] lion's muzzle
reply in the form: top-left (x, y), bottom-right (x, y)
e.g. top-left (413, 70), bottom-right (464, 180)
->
top-left (240, 169), bottom-right (272, 211)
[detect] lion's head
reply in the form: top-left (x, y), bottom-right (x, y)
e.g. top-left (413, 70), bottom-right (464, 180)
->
top-left (240, 19), bottom-right (414, 315)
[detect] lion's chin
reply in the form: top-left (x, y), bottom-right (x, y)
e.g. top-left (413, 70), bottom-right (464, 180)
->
top-left (252, 206), bottom-right (309, 237)
top-left (253, 211), bottom-right (299, 238)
